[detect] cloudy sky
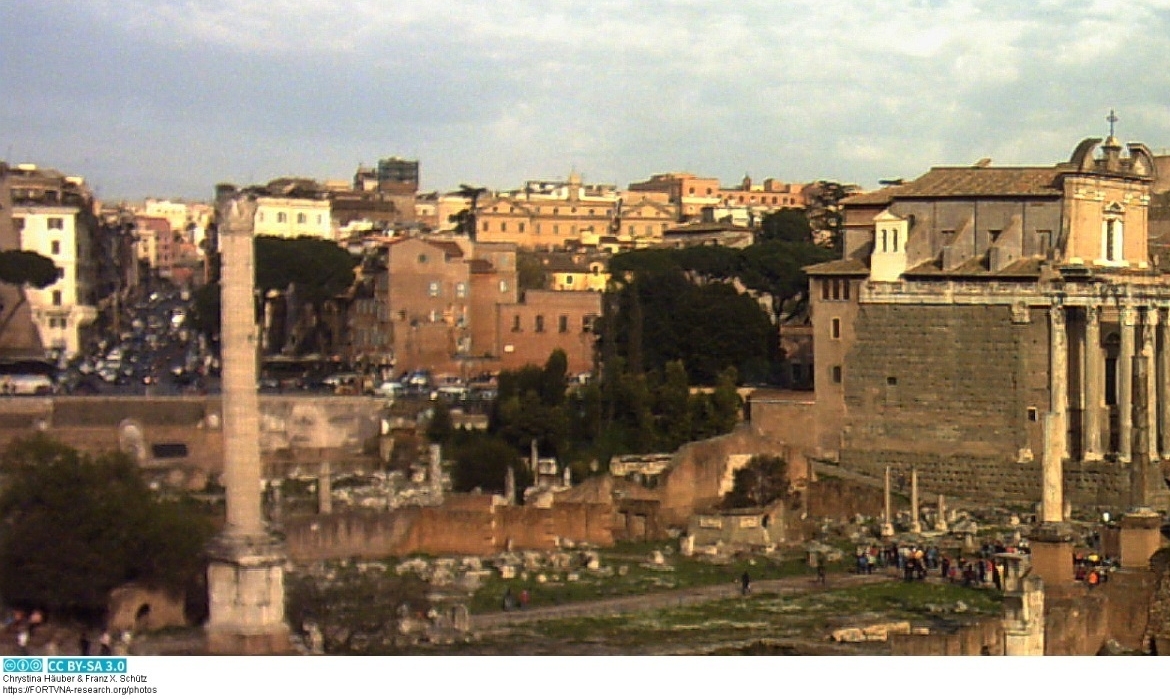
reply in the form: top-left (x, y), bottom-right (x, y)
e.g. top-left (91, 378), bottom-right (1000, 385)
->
top-left (3, 0), bottom-right (1169, 201)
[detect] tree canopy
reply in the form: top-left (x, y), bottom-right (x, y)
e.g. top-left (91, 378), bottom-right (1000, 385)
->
top-left (0, 435), bottom-right (214, 621)
top-left (0, 250), bottom-right (60, 288)
top-left (722, 454), bottom-right (790, 509)
top-left (191, 235), bottom-right (358, 338)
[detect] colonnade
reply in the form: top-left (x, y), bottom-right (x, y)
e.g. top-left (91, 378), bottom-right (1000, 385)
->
top-left (1048, 301), bottom-right (1170, 464)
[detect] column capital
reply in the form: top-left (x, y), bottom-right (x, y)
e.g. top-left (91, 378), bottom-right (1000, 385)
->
top-left (1085, 305), bottom-right (1100, 324)
top-left (1050, 304), bottom-right (1066, 330)
top-left (1121, 305), bottom-right (1137, 325)
top-left (1144, 306), bottom-right (1160, 326)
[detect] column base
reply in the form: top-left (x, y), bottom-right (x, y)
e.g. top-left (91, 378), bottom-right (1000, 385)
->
top-left (880, 523), bottom-right (895, 538)
top-left (1029, 522), bottom-right (1076, 590)
top-left (205, 531), bottom-right (290, 655)
top-left (909, 523), bottom-right (922, 534)
top-left (1083, 450), bottom-right (1104, 462)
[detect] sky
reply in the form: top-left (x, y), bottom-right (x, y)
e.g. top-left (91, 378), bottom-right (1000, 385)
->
top-left (3, 0), bottom-right (1170, 202)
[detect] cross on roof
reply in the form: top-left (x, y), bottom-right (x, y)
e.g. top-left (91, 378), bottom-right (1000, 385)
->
top-left (1107, 109), bottom-right (1119, 138)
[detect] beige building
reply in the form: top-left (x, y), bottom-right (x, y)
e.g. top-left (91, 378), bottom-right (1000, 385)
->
top-left (629, 172), bottom-right (806, 223)
top-left (474, 172), bottom-right (675, 250)
top-left (5, 165), bottom-right (99, 358)
top-left (254, 196), bottom-right (332, 240)
top-left (804, 133), bottom-right (1170, 510)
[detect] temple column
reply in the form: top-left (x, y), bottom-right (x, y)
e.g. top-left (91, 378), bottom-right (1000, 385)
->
top-left (1083, 306), bottom-right (1104, 460)
top-left (1160, 308), bottom-right (1170, 460)
top-left (909, 468), bottom-right (921, 533)
top-left (881, 466), bottom-right (894, 538)
top-left (1043, 304), bottom-right (1067, 523)
top-left (1119, 305), bottom-right (1135, 463)
top-left (1142, 307), bottom-right (1159, 461)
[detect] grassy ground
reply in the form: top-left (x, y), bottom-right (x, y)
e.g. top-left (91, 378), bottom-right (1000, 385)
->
top-left (438, 581), bottom-right (1001, 655)
top-left (465, 543), bottom-right (826, 614)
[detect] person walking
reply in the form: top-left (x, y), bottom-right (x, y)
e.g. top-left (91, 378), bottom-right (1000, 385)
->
top-left (741, 571), bottom-right (751, 596)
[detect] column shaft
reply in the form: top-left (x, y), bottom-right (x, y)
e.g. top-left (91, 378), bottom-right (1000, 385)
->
top-left (1084, 306), bottom-right (1103, 460)
top-left (1143, 307), bottom-right (1159, 461)
top-left (1119, 305), bottom-right (1135, 463)
top-left (1160, 309), bottom-right (1170, 459)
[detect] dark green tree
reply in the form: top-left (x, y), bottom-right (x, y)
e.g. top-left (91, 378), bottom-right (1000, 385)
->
top-left (449, 434), bottom-right (526, 494)
top-left (516, 252), bottom-right (548, 292)
top-left (807, 181), bottom-right (855, 254)
top-left (0, 250), bottom-right (61, 339)
top-left (722, 455), bottom-right (790, 509)
top-left (0, 435), bottom-right (214, 621)
top-left (426, 399), bottom-right (455, 445)
top-left (758, 209), bottom-right (814, 244)
top-left (190, 236), bottom-right (357, 344)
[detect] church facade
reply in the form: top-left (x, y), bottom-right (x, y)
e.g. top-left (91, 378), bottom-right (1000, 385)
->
top-left (806, 134), bottom-right (1170, 509)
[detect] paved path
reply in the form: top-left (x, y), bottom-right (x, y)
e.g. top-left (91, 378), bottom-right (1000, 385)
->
top-left (473, 571), bottom-right (895, 630)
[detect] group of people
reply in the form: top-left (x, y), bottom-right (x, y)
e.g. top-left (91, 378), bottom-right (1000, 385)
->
top-left (3, 608), bottom-right (120, 656)
top-left (849, 541), bottom-right (1018, 590)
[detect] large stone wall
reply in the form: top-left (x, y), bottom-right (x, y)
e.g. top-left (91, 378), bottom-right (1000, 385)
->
top-left (0, 396), bottom-right (383, 484)
top-left (283, 496), bottom-right (614, 561)
top-left (839, 304), bottom-right (1051, 503)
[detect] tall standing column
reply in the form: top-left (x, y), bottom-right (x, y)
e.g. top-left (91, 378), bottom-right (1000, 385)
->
top-left (909, 468), bottom-right (921, 533)
top-left (881, 466), bottom-right (894, 538)
top-left (1160, 308), bottom-right (1170, 460)
top-left (1119, 305), bottom-right (1136, 463)
top-left (206, 194), bottom-right (290, 655)
top-left (1043, 304), bottom-right (1068, 523)
top-left (1083, 306), bottom-right (1104, 460)
top-left (1143, 307), bottom-right (1159, 461)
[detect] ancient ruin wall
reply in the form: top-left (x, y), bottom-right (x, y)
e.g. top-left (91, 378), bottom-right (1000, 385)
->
top-left (840, 304), bottom-right (1047, 503)
top-left (283, 501), bottom-right (613, 561)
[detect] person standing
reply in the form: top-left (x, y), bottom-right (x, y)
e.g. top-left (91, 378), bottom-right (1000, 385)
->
top-left (741, 571), bottom-right (751, 595)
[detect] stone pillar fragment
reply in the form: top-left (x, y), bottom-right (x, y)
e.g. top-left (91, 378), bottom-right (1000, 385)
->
top-left (909, 468), bottom-right (921, 533)
top-left (881, 466), bottom-right (894, 538)
top-left (1083, 306), bottom-right (1104, 461)
top-left (1049, 305), bottom-right (1068, 459)
top-left (317, 462), bottom-right (332, 515)
top-left (1143, 308), bottom-right (1159, 461)
top-left (1119, 305), bottom-right (1135, 462)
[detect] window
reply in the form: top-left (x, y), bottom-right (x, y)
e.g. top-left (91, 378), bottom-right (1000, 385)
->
top-left (988, 229), bottom-right (1002, 244)
top-left (277, 212), bottom-right (287, 223)
top-left (830, 317), bottom-right (841, 339)
top-left (1027, 407), bottom-right (1038, 422)
top-left (535, 315), bottom-right (545, 332)
top-left (842, 280), bottom-right (850, 300)
top-left (13, 217), bottom-right (24, 231)
top-left (501, 222), bottom-right (508, 232)
top-left (482, 221), bottom-right (489, 232)
top-left (1103, 218), bottom-right (1124, 262)
top-left (583, 314), bottom-right (597, 333)
top-left (886, 376), bottom-right (897, 386)
top-left (297, 213), bottom-right (306, 224)
top-left (52, 290), bottom-right (62, 306)
top-left (455, 282), bottom-right (467, 298)
top-left (512, 315), bottom-right (521, 332)
top-left (47, 217), bottom-right (64, 230)
top-left (519, 223), bottom-right (526, 233)
top-left (831, 365), bottom-right (842, 384)
top-left (428, 281), bottom-right (440, 297)
top-left (821, 279), bottom-right (830, 300)
top-left (499, 280), bottom-right (509, 293)
top-left (565, 275), bottom-right (574, 285)
top-left (50, 240), bottom-right (60, 255)
top-left (418, 254), bottom-right (427, 264)
top-left (558, 315), bottom-right (568, 333)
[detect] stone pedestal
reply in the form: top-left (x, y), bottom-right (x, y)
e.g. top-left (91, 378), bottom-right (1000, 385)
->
top-left (206, 534), bottom-right (290, 655)
top-left (1119, 507), bottom-right (1163, 570)
top-left (1029, 523), bottom-right (1076, 590)
top-left (317, 462), bottom-right (332, 515)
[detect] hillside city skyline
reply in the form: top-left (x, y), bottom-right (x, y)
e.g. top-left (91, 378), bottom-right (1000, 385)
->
top-left (5, 2), bottom-right (1170, 200)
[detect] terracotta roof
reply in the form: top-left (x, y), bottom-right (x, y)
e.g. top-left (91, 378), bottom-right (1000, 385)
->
top-left (845, 167), bottom-right (1065, 206)
top-left (804, 258), bottom-right (870, 275)
top-left (904, 255), bottom-right (1044, 278)
top-left (427, 240), bottom-right (465, 258)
